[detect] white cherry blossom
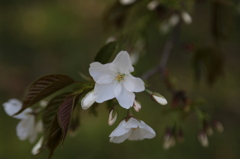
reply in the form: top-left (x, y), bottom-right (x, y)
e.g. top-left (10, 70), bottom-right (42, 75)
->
top-left (109, 117), bottom-right (156, 143)
top-left (2, 99), bottom-right (42, 143)
top-left (89, 51), bottom-right (145, 109)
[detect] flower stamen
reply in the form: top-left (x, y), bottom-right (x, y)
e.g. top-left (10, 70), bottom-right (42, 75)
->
top-left (114, 73), bottom-right (125, 82)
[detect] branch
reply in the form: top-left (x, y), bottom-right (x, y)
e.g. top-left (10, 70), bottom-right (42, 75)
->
top-left (141, 21), bottom-right (182, 81)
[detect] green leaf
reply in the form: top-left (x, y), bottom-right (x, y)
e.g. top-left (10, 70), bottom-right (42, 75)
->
top-left (16, 74), bottom-right (75, 114)
top-left (94, 41), bottom-right (118, 64)
top-left (47, 116), bottom-right (63, 159)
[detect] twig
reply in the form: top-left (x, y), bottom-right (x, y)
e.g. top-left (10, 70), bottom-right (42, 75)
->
top-left (141, 21), bottom-right (182, 81)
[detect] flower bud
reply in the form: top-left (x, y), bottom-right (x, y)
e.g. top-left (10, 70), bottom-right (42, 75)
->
top-left (152, 92), bottom-right (168, 105)
top-left (163, 128), bottom-right (175, 150)
top-left (198, 131), bottom-right (208, 147)
top-left (203, 121), bottom-right (213, 136)
top-left (133, 100), bottom-right (141, 112)
top-left (176, 128), bottom-right (184, 143)
top-left (31, 137), bottom-right (43, 155)
top-left (81, 91), bottom-right (96, 110)
top-left (119, 0), bottom-right (136, 5)
top-left (108, 109), bottom-right (118, 126)
top-left (181, 11), bottom-right (192, 24)
top-left (106, 36), bottom-right (116, 44)
top-left (163, 137), bottom-right (175, 150)
top-left (160, 23), bottom-right (171, 34)
top-left (169, 14), bottom-right (180, 27)
top-left (147, 0), bottom-right (159, 11)
top-left (212, 120), bottom-right (224, 133)
top-left (39, 100), bottom-right (48, 107)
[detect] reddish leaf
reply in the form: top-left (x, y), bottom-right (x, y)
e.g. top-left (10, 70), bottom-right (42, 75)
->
top-left (57, 94), bottom-right (80, 141)
top-left (42, 93), bottom-right (70, 131)
top-left (69, 105), bottom-right (81, 136)
top-left (43, 93), bottom-right (80, 158)
top-left (47, 116), bottom-right (63, 159)
top-left (16, 74), bottom-right (75, 114)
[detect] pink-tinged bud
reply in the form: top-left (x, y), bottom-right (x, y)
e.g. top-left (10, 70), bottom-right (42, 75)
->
top-left (181, 12), bottom-right (192, 24)
top-left (163, 128), bottom-right (175, 150)
top-left (152, 93), bottom-right (167, 105)
top-left (81, 91), bottom-right (96, 110)
top-left (106, 36), bottom-right (116, 44)
top-left (163, 136), bottom-right (175, 150)
top-left (39, 100), bottom-right (48, 107)
top-left (198, 131), bottom-right (208, 147)
top-left (203, 121), bottom-right (213, 136)
top-left (119, 0), bottom-right (136, 5)
top-left (147, 0), bottom-right (159, 11)
top-left (212, 120), bottom-right (224, 133)
top-left (169, 14), bottom-right (180, 26)
top-left (133, 100), bottom-right (141, 112)
top-left (176, 128), bottom-right (184, 143)
top-left (108, 109), bottom-right (117, 126)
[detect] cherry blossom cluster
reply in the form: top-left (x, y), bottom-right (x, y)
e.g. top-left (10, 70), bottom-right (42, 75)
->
top-left (2, 51), bottom-right (167, 153)
top-left (2, 99), bottom-right (44, 154)
top-left (81, 51), bottom-right (167, 143)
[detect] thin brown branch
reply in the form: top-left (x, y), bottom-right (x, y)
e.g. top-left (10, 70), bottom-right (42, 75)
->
top-left (141, 21), bottom-right (182, 81)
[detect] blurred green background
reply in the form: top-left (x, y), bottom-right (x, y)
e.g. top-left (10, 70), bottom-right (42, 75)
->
top-left (0, 0), bottom-right (240, 159)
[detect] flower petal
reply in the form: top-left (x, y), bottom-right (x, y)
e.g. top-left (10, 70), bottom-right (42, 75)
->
top-left (32, 137), bottom-right (44, 155)
top-left (110, 130), bottom-right (132, 143)
top-left (96, 75), bottom-right (114, 84)
top-left (139, 120), bottom-right (156, 138)
top-left (109, 120), bottom-right (130, 137)
top-left (36, 120), bottom-right (43, 133)
top-left (114, 84), bottom-right (135, 109)
top-left (128, 129), bottom-right (146, 140)
top-left (127, 120), bottom-right (156, 140)
top-left (124, 74), bottom-right (145, 92)
top-left (94, 82), bottom-right (117, 103)
top-left (16, 116), bottom-right (35, 141)
top-left (124, 117), bottom-right (140, 129)
top-left (89, 62), bottom-right (114, 84)
top-left (109, 51), bottom-right (134, 74)
top-left (133, 100), bottom-right (141, 112)
top-left (2, 99), bottom-right (29, 119)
